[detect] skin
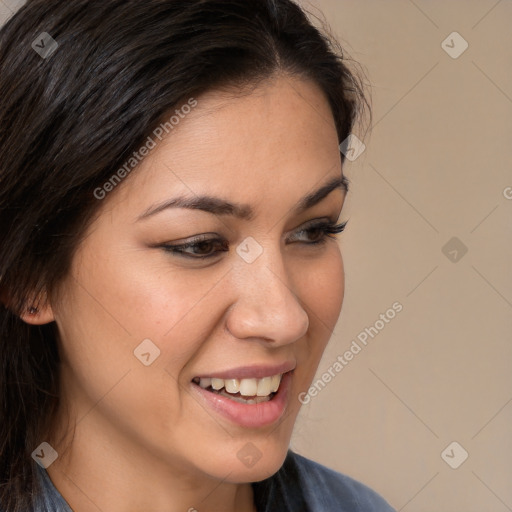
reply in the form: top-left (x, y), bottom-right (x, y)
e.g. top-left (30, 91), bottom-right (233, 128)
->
top-left (22, 73), bottom-right (347, 512)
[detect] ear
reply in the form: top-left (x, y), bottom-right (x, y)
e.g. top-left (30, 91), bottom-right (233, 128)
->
top-left (18, 291), bottom-right (56, 326)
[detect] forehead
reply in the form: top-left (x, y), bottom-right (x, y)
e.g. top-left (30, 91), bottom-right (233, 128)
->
top-left (109, 75), bottom-right (342, 218)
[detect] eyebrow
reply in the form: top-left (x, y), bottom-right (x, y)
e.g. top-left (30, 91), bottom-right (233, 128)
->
top-left (136, 174), bottom-right (349, 222)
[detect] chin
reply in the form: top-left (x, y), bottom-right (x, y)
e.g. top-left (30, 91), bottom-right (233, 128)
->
top-left (223, 446), bottom-right (290, 484)
top-left (187, 433), bottom-right (292, 484)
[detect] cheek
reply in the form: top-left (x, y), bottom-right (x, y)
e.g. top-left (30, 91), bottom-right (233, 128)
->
top-left (70, 244), bottom-right (216, 361)
top-left (53, 246), bottom-right (214, 404)
top-left (114, 267), bottom-right (227, 368)
top-left (53, 250), bottom-right (223, 444)
top-left (295, 247), bottom-right (344, 376)
top-left (303, 247), bottom-right (344, 337)
top-left (321, 248), bottom-right (345, 323)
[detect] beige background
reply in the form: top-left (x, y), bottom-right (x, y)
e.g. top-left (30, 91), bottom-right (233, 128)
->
top-left (2, 1), bottom-right (511, 511)
top-left (290, 1), bottom-right (512, 511)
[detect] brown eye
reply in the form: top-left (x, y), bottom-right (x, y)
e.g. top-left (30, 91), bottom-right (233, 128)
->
top-left (162, 238), bottom-right (229, 259)
top-left (288, 220), bottom-right (348, 245)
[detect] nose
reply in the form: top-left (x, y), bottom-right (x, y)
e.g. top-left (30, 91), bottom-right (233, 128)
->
top-left (225, 244), bottom-right (310, 346)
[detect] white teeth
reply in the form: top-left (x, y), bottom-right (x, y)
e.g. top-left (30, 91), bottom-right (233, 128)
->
top-left (270, 374), bottom-right (281, 393)
top-left (239, 378), bottom-right (258, 396)
top-left (256, 376), bottom-right (273, 396)
top-left (225, 379), bottom-right (240, 394)
top-left (196, 373), bottom-right (284, 398)
top-left (199, 377), bottom-right (212, 389)
top-left (211, 378), bottom-right (224, 390)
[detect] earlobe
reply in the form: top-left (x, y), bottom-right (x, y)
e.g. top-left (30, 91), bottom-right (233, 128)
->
top-left (18, 294), bottom-right (56, 326)
top-left (0, 286), bottom-right (54, 324)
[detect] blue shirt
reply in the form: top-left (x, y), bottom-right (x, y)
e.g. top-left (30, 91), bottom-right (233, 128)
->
top-left (20, 450), bottom-right (395, 511)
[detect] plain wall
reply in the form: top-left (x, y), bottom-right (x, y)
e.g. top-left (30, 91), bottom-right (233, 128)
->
top-left (290, 1), bottom-right (512, 511)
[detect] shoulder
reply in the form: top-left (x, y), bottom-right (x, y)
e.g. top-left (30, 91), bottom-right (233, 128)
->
top-left (253, 450), bottom-right (396, 512)
top-left (291, 451), bottom-right (395, 511)
top-left (0, 463), bottom-right (74, 512)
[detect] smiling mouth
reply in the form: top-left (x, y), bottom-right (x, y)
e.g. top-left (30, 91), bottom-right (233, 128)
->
top-left (191, 374), bottom-right (283, 405)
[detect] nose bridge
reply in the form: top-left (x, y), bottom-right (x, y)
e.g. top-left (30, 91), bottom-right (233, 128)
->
top-left (226, 239), bottom-right (310, 344)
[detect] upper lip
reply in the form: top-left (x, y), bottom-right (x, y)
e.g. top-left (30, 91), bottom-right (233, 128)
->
top-left (193, 360), bottom-right (296, 380)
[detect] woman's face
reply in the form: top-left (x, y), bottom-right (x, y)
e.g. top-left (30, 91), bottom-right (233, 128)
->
top-left (46, 74), bottom-right (346, 485)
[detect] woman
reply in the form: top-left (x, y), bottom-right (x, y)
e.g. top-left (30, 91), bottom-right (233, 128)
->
top-left (0, 0), bottom-right (395, 510)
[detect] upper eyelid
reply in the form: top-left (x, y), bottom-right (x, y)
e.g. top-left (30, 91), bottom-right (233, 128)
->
top-left (173, 217), bottom-right (339, 244)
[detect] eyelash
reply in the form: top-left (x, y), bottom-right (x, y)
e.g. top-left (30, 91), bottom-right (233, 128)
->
top-left (160, 219), bottom-right (348, 260)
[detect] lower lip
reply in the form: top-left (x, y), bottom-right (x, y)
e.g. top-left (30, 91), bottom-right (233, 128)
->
top-left (191, 371), bottom-right (292, 429)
